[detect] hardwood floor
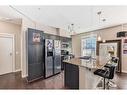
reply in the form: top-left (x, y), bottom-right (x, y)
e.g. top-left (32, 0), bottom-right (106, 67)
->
top-left (0, 71), bottom-right (127, 89)
top-left (96, 73), bottom-right (127, 89)
top-left (115, 73), bottom-right (127, 89)
top-left (0, 71), bottom-right (64, 89)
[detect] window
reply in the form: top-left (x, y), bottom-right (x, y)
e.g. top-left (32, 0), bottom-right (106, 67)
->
top-left (81, 36), bottom-right (96, 58)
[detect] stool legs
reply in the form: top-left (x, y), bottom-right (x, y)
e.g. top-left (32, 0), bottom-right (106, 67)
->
top-left (107, 79), bottom-right (109, 89)
top-left (104, 78), bottom-right (105, 89)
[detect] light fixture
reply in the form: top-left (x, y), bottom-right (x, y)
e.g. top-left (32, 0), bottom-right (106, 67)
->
top-left (102, 39), bottom-right (106, 43)
top-left (98, 36), bottom-right (102, 41)
top-left (97, 11), bottom-right (102, 41)
top-left (68, 23), bottom-right (75, 33)
top-left (38, 8), bottom-right (41, 10)
top-left (102, 18), bottom-right (106, 22)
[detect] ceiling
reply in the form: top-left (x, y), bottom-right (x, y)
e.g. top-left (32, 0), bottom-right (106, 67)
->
top-left (1, 6), bottom-right (127, 33)
top-left (0, 6), bottom-right (22, 25)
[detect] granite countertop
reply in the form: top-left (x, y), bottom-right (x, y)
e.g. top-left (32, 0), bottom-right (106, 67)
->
top-left (63, 58), bottom-right (105, 69)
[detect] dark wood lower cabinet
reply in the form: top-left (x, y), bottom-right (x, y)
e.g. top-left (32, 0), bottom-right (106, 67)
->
top-left (64, 63), bottom-right (79, 89)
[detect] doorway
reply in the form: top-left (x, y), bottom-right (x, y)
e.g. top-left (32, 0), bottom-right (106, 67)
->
top-left (97, 40), bottom-right (122, 72)
top-left (0, 33), bottom-right (15, 75)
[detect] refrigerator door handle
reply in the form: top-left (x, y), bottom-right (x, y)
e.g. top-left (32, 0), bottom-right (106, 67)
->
top-left (53, 48), bottom-right (55, 58)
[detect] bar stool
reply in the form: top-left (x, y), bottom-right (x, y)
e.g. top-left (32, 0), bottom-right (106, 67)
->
top-left (94, 65), bottom-right (116, 89)
top-left (104, 57), bottom-right (119, 88)
top-left (94, 57), bottom-right (119, 89)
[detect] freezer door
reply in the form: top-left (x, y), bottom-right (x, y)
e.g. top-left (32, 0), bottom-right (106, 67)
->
top-left (54, 40), bottom-right (61, 74)
top-left (45, 56), bottom-right (53, 77)
top-left (45, 39), bottom-right (54, 77)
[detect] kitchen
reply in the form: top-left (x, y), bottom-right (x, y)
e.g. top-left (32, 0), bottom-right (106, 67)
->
top-left (0, 6), bottom-right (127, 90)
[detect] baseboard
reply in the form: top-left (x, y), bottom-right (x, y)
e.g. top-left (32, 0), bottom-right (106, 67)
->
top-left (22, 73), bottom-right (28, 78)
top-left (22, 75), bottom-right (26, 78)
top-left (122, 70), bottom-right (127, 73)
top-left (15, 69), bottom-right (21, 72)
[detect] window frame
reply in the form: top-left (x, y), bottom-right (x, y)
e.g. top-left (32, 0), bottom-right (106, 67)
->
top-left (81, 34), bottom-right (97, 57)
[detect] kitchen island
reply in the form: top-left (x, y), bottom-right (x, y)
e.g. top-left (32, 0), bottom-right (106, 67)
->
top-left (63, 58), bottom-right (104, 89)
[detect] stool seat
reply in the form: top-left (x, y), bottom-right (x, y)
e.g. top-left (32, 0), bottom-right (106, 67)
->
top-left (104, 64), bottom-right (112, 68)
top-left (94, 69), bottom-right (110, 79)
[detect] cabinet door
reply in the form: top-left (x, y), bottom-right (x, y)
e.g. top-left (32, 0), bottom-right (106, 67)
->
top-left (64, 63), bottom-right (79, 89)
top-left (27, 28), bottom-right (44, 81)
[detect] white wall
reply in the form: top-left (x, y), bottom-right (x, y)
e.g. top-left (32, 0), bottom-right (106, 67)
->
top-left (0, 21), bottom-right (21, 71)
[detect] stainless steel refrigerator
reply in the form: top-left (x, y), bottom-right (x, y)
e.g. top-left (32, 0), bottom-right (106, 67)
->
top-left (45, 39), bottom-right (61, 78)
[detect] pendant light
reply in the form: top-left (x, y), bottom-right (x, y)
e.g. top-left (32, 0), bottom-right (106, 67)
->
top-left (71, 24), bottom-right (74, 32)
top-left (68, 23), bottom-right (75, 33)
top-left (97, 11), bottom-right (102, 41)
top-left (98, 36), bottom-right (102, 41)
top-left (102, 39), bottom-right (106, 43)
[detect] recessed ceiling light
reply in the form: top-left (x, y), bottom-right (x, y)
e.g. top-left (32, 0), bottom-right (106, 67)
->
top-left (38, 8), bottom-right (41, 10)
top-left (102, 18), bottom-right (106, 22)
top-left (97, 11), bottom-right (102, 15)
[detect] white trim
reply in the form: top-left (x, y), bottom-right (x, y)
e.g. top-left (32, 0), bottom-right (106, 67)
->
top-left (81, 34), bottom-right (97, 39)
top-left (122, 70), bottom-right (127, 73)
top-left (15, 69), bottom-right (21, 72)
top-left (21, 29), bottom-right (23, 77)
top-left (21, 29), bottom-right (28, 78)
top-left (22, 74), bottom-right (27, 78)
top-left (21, 29), bottom-right (25, 78)
top-left (0, 33), bottom-right (15, 73)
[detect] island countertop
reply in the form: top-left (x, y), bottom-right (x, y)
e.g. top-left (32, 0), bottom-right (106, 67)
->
top-left (63, 58), bottom-right (104, 69)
